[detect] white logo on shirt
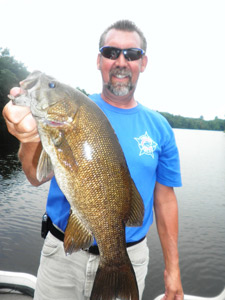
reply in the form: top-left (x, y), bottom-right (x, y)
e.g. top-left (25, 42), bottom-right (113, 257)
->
top-left (134, 132), bottom-right (158, 158)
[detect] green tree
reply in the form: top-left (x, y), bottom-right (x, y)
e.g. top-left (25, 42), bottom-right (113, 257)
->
top-left (160, 111), bottom-right (225, 131)
top-left (0, 47), bottom-right (29, 149)
top-left (76, 87), bottom-right (89, 96)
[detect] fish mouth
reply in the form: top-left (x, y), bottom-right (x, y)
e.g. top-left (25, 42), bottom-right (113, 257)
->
top-left (20, 77), bottom-right (39, 90)
top-left (9, 93), bottom-right (31, 108)
top-left (20, 70), bottom-right (51, 90)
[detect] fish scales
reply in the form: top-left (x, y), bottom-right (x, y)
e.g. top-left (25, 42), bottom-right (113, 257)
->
top-left (12, 71), bottom-right (144, 300)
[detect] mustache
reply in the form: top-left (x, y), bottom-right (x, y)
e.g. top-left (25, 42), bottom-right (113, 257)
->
top-left (109, 67), bottom-right (132, 78)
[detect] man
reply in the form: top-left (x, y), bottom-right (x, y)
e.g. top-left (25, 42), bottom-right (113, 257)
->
top-left (3, 20), bottom-right (183, 300)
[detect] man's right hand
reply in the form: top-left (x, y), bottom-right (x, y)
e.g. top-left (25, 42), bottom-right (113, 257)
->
top-left (2, 87), bottom-right (49, 186)
top-left (2, 87), bottom-right (40, 143)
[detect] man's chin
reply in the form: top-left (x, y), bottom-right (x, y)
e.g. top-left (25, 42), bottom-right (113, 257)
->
top-left (107, 84), bottom-right (132, 97)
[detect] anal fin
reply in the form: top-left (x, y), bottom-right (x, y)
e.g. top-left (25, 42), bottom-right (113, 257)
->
top-left (64, 210), bottom-right (93, 255)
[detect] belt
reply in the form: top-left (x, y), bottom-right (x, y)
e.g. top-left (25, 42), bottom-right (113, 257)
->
top-left (49, 219), bottom-right (145, 255)
top-left (85, 236), bottom-right (146, 255)
top-left (49, 221), bottom-right (64, 242)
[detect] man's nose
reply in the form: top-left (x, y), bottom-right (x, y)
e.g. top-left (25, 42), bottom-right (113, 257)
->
top-left (115, 51), bottom-right (128, 67)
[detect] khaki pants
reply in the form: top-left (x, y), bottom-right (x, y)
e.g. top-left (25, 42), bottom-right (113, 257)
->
top-left (34, 232), bottom-right (149, 300)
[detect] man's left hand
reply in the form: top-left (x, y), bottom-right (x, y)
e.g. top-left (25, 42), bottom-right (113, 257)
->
top-left (161, 269), bottom-right (184, 300)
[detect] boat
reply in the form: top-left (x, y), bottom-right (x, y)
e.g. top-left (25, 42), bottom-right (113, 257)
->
top-left (154, 287), bottom-right (225, 300)
top-left (0, 271), bottom-right (36, 299)
top-left (1, 270), bottom-right (224, 300)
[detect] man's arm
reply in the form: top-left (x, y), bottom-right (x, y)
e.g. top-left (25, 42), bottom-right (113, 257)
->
top-left (154, 182), bottom-right (183, 300)
top-left (2, 89), bottom-right (53, 186)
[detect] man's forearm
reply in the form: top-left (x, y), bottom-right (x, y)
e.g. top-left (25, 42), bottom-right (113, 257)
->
top-left (154, 192), bottom-right (180, 271)
top-left (154, 182), bottom-right (183, 299)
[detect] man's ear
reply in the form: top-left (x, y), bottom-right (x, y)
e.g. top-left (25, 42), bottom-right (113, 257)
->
top-left (141, 55), bottom-right (148, 73)
top-left (97, 53), bottom-right (101, 70)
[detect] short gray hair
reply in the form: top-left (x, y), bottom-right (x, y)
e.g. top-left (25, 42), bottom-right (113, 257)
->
top-left (99, 20), bottom-right (147, 52)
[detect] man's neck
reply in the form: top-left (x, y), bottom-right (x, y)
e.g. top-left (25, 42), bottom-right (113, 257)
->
top-left (101, 87), bottom-right (137, 109)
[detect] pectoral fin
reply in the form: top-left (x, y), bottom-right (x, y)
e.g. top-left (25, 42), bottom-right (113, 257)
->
top-left (36, 149), bottom-right (53, 182)
top-left (50, 130), bottom-right (64, 147)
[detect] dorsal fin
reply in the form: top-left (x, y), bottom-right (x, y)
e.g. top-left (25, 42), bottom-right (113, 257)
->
top-left (126, 181), bottom-right (144, 227)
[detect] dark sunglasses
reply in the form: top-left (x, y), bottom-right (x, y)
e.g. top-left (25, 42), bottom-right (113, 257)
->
top-left (99, 46), bottom-right (145, 61)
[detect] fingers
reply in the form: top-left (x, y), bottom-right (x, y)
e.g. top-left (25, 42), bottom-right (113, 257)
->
top-left (162, 291), bottom-right (183, 300)
top-left (2, 100), bottom-right (40, 143)
top-left (175, 294), bottom-right (184, 300)
top-left (162, 269), bottom-right (184, 300)
top-left (10, 87), bottom-right (23, 97)
top-left (3, 100), bottom-right (30, 124)
top-left (161, 290), bottom-right (183, 300)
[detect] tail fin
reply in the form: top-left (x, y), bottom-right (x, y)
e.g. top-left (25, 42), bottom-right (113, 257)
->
top-left (90, 260), bottom-right (139, 300)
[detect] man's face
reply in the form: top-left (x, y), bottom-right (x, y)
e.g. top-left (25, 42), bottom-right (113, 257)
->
top-left (97, 29), bottom-right (147, 97)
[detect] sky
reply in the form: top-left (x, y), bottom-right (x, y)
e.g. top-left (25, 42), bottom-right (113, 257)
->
top-left (1, 0), bottom-right (224, 120)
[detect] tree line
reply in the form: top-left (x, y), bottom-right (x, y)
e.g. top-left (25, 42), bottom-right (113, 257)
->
top-left (0, 48), bottom-right (224, 150)
top-left (160, 112), bottom-right (224, 132)
top-left (0, 48), bottom-right (29, 151)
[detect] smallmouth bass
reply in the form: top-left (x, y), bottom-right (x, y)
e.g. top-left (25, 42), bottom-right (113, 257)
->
top-left (12, 71), bottom-right (144, 300)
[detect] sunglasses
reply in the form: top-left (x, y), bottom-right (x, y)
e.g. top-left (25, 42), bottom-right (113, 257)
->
top-left (99, 46), bottom-right (145, 61)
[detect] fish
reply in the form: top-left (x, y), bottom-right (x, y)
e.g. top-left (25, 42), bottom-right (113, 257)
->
top-left (11, 71), bottom-right (144, 300)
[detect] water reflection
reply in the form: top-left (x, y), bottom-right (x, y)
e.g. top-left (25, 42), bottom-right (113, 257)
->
top-left (0, 147), bottom-right (49, 275)
top-left (0, 150), bottom-right (21, 180)
top-left (0, 130), bottom-right (225, 300)
top-left (145, 130), bottom-right (225, 299)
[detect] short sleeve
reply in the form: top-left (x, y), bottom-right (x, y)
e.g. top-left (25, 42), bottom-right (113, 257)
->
top-left (156, 127), bottom-right (182, 187)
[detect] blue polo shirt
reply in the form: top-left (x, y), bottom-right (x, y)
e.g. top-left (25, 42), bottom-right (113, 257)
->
top-left (46, 93), bottom-right (182, 243)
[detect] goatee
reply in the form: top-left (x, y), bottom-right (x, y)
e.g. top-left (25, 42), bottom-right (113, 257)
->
top-left (107, 67), bottom-right (134, 96)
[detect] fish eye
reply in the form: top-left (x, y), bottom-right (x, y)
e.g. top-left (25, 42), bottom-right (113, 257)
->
top-left (48, 82), bottom-right (56, 88)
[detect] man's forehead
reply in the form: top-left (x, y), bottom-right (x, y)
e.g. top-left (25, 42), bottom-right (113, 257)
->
top-left (104, 29), bottom-right (142, 48)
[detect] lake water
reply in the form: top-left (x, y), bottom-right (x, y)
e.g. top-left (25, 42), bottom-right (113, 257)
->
top-left (0, 129), bottom-right (224, 299)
